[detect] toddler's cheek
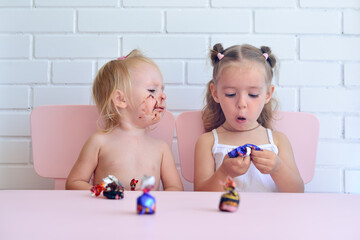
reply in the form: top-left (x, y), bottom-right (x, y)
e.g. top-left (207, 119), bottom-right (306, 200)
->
top-left (139, 95), bottom-right (156, 114)
top-left (137, 95), bottom-right (162, 121)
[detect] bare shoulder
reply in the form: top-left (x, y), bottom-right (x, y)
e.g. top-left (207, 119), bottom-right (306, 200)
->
top-left (81, 130), bottom-right (110, 150)
top-left (272, 130), bottom-right (290, 146)
top-left (88, 130), bottom-right (107, 143)
top-left (196, 131), bottom-right (215, 147)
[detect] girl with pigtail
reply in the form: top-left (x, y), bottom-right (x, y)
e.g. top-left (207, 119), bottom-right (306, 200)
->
top-left (194, 43), bottom-right (304, 192)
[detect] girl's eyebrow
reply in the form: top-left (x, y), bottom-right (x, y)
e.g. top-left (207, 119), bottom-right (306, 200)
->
top-left (249, 86), bottom-right (263, 90)
top-left (221, 86), bottom-right (263, 90)
top-left (221, 86), bottom-right (237, 90)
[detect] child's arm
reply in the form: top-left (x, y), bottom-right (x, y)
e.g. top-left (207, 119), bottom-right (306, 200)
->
top-left (65, 134), bottom-right (101, 190)
top-left (194, 132), bottom-right (251, 191)
top-left (160, 142), bottom-right (184, 191)
top-left (251, 131), bottom-right (304, 193)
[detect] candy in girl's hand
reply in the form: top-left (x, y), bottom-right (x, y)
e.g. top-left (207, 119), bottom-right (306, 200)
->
top-left (130, 178), bottom-right (139, 191)
top-left (137, 175), bottom-right (156, 215)
top-left (219, 177), bottom-right (239, 212)
top-left (90, 175), bottom-right (124, 200)
top-left (228, 144), bottom-right (262, 158)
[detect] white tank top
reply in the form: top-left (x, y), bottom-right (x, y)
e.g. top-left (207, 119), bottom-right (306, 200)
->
top-left (212, 128), bottom-right (279, 192)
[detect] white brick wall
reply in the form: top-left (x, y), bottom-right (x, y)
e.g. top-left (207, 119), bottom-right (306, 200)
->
top-left (345, 116), bottom-right (360, 139)
top-left (0, 1), bottom-right (359, 193)
top-left (0, 140), bottom-right (30, 164)
top-left (0, 113), bottom-right (31, 136)
top-left (0, 86), bottom-right (29, 109)
top-left (0, 10), bottom-right (74, 32)
top-left (317, 114), bottom-right (342, 139)
top-left (345, 63), bottom-right (360, 86)
top-left (0, 36), bottom-right (30, 58)
top-left (300, 37), bottom-right (360, 61)
top-left (255, 11), bottom-right (341, 34)
top-left (0, 61), bottom-right (48, 84)
top-left (78, 10), bottom-right (162, 32)
top-left (167, 10), bottom-right (251, 33)
top-left (123, 36), bottom-right (208, 58)
top-left (345, 170), bottom-right (360, 194)
top-left (279, 62), bottom-right (341, 86)
top-left (35, 36), bottom-right (119, 58)
top-left (52, 61), bottom-right (93, 84)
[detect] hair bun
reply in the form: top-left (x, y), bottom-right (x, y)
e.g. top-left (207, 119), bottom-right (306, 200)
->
top-left (260, 46), bottom-right (276, 68)
top-left (210, 43), bottom-right (225, 66)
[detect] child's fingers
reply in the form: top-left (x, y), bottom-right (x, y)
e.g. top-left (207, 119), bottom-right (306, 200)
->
top-left (243, 155), bottom-right (251, 165)
top-left (250, 154), bottom-right (266, 164)
top-left (253, 162), bottom-right (271, 174)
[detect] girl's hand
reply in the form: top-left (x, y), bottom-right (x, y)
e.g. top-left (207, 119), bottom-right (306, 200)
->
top-left (220, 154), bottom-right (251, 178)
top-left (250, 149), bottom-right (280, 174)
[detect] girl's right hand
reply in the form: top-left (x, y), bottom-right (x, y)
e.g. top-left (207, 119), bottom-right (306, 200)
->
top-left (220, 154), bottom-right (251, 178)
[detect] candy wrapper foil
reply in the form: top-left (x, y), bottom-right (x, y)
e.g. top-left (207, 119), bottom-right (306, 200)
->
top-left (228, 144), bottom-right (262, 158)
top-left (137, 175), bottom-right (156, 215)
top-left (90, 175), bottom-right (124, 200)
top-left (130, 178), bottom-right (139, 191)
top-left (219, 177), bottom-right (239, 212)
top-left (90, 183), bottom-right (105, 197)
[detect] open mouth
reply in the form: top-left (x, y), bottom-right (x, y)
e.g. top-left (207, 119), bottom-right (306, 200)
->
top-left (237, 116), bottom-right (246, 121)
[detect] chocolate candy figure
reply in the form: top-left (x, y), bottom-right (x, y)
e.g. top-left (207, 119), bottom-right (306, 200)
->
top-left (228, 144), bottom-right (262, 158)
top-left (137, 175), bottom-right (156, 215)
top-left (219, 177), bottom-right (239, 212)
top-left (90, 175), bottom-right (124, 200)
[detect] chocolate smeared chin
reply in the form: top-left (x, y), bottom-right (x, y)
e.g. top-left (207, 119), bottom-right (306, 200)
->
top-left (152, 109), bottom-right (165, 121)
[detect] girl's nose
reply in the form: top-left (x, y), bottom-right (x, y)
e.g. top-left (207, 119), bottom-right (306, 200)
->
top-left (237, 95), bottom-right (247, 109)
top-left (160, 91), bottom-right (166, 101)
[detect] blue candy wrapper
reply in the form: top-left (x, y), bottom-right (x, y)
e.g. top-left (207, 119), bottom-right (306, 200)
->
top-left (137, 175), bottom-right (156, 215)
top-left (228, 144), bottom-right (262, 158)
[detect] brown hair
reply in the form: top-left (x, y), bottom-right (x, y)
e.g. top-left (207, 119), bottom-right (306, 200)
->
top-left (92, 49), bottom-right (159, 132)
top-left (202, 43), bottom-right (278, 132)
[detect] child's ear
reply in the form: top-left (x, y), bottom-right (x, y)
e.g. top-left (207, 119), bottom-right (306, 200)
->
top-left (111, 89), bottom-right (127, 108)
top-left (265, 85), bottom-right (275, 104)
top-left (210, 83), bottom-right (220, 103)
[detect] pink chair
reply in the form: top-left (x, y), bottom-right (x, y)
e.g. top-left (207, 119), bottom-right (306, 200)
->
top-left (31, 105), bottom-right (175, 190)
top-left (175, 111), bottom-right (320, 184)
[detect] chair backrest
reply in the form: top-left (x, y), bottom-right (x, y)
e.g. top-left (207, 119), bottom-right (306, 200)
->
top-left (175, 111), bottom-right (319, 184)
top-left (31, 105), bottom-right (175, 190)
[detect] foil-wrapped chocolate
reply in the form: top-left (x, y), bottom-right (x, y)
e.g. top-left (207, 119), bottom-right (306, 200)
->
top-left (90, 175), bottom-right (124, 200)
top-left (137, 175), bottom-right (156, 215)
top-left (228, 144), bottom-right (262, 158)
top-left (130, 178), bottom-right (139, 191)
top-left (219, 177), bottom-right (240, 212)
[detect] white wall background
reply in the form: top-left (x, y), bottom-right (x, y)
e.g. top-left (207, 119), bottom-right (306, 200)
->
top-left (0, 0), bottom-right (359, 193)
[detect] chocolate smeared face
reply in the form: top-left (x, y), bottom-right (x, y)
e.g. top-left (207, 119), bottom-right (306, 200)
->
top-left (137, 94), bottom-right (165, 122)
top-left (128, 61), bottom-right (166, 127)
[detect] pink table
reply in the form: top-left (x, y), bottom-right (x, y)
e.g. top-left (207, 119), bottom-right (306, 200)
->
top-left (1, 190), bottom-right (359, 240)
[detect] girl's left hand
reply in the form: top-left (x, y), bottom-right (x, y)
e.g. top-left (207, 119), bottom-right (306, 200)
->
top-left (250, 149), bottom-right (280, 174)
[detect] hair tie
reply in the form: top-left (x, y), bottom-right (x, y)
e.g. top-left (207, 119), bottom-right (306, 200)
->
top-left (217, 52), bottom-right (224, 61)
top-left (117, 56), bottom-right (127, 60)
top-left (262, 53), bottom-right (268, 60)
